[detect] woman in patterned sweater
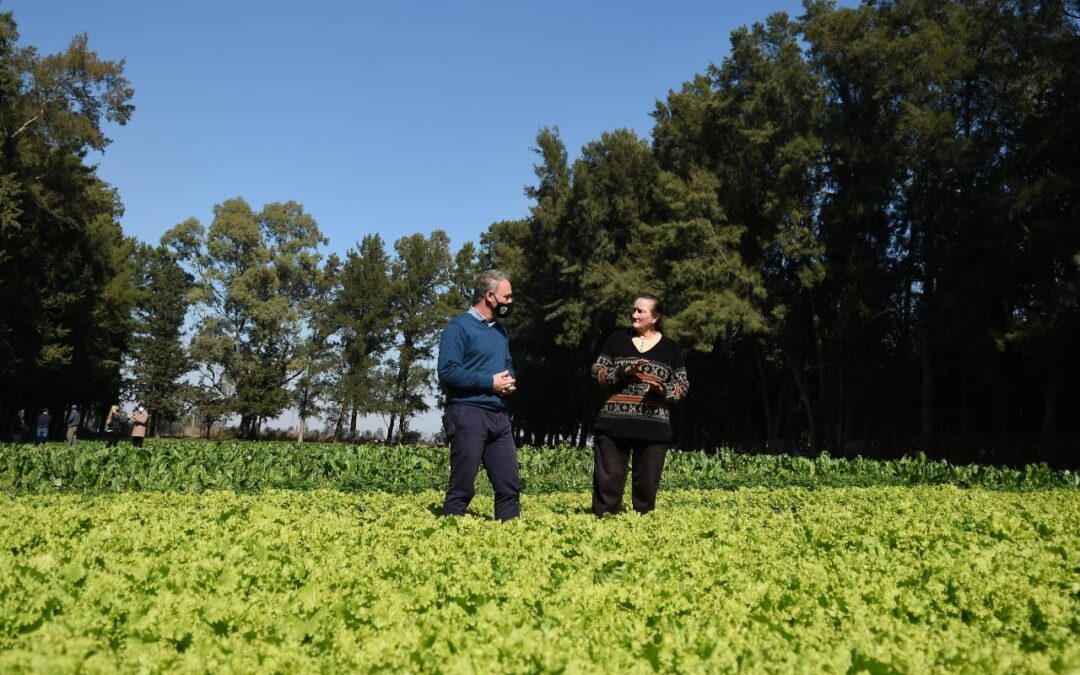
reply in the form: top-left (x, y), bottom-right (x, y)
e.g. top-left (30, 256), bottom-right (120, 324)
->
top-left (590, 294), bottom-right (689, 516)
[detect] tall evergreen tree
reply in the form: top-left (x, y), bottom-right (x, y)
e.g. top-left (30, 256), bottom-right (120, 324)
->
top-left (331, 234), bottom-right (394, 439)
top-left (129, 241), bottom-right (193, 435)
top-left (0, 10), bottom-right (136, 434)
top-left (383, 231), bottom-right (455, 442)
top-left (483, 0), bottom-right (1079, 464)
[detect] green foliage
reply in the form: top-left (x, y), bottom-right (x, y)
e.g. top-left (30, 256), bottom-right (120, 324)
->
top-left (289, 252), bottom-right (340, 442)
top-left (1, 18), bottom-right (133, 153)
top-left (492, 1), bottom-right (1080, 461)
top-left (129, 242), bottom-right (193, 434)
top-left (327, 234), bottom-right (394, 437)
top-left (0, 487), bottom-right (1076, 671)
top-left (0, 10), bottom-right (136, 423)
top-left (382, 231), bottom-right (457, 442)
top-left (0, 441), bottom-right (1075, 495)
top-left (450, 240), bottom-right (483, 307)
top-left (175, 198), bottom-right (331, 438)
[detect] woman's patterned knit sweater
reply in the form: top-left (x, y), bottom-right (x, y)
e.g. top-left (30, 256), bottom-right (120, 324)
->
top-left (590, 329), bottom-right (689, 442)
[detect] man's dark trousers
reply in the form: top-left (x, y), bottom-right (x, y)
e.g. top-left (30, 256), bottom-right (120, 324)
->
top-left (442, 402), bottom-right (520, 521)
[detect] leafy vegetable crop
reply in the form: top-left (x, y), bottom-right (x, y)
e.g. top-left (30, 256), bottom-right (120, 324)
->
top-left (2, 487), bottom-right (1077, 672)
top-left (2, 441), bottom-right (1075, 494)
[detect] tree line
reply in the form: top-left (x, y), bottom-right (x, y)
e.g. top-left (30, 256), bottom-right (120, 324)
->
top-left (1, 2), bottom-right (1077, 465)
top-left (489, 0), bottom-right (1079, 466)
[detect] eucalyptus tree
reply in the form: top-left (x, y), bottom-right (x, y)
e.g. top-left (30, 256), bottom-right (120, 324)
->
top-left (800, 0), bottom-right (1080, 459)
top-left (292, 253), bottom-right (339, 442)
top-left (491, 127), bottom-right (672, 445)
top-left (794, 2), bottom-right (922, 451)
top-left (170, 198), bottom-right (330, 439)
top-left (383, 231), bottom-right (455, 443)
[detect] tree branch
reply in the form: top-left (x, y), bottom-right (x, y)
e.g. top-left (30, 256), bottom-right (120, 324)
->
top-left (13, 113), bottom-right (41, 138)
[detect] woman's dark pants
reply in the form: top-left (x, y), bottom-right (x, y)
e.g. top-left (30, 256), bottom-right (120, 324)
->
top-left (592, 434), bottom-right (668, 517)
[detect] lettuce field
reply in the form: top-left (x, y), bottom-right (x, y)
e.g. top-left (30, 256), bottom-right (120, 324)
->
top-left (1, 442), bottom-right (1078, 673)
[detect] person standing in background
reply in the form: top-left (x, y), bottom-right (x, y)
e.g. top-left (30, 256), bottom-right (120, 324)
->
top-left (35, 408), bottom-right (50, 444)
top-left (130, 403), bottom-right (149, 447)
top-left (65, 404), bottom-right (80, 445)
top-left (104, 404), bottom-right (123, 447)
top-left (12, 408), bottom-right (28, 443)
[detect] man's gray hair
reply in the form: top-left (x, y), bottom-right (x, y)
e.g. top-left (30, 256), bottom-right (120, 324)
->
top-left (472, 269), bottom-right (510, 304)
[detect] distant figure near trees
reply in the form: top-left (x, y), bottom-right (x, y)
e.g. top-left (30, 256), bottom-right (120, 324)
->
top-left (11, 408), bottom-right (28, 443)
top-left (35, 409), bottom-right (50, 444)
top-left (104, 404), bottom-right (124, 447)
top-left (130, 404), bottom-right (149, 447)
top-left (65, 405), bottom-right (80, 445)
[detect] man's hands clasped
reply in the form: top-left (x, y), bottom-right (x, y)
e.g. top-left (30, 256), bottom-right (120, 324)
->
top-left (493, 370), bottom-right (517, 396)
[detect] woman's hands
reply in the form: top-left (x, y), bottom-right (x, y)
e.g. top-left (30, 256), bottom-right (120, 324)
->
top-left (624, 359), bottom-right (648, 378)
top-left (624, 360), bottom-right (663, 394)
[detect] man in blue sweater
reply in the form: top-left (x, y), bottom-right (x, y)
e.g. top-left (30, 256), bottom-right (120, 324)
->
top-left (437, 269), bottom-right (519, 521)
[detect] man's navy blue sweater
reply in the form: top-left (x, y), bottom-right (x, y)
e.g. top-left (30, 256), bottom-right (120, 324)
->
top-left (437, 311), bottom-right (514, 410)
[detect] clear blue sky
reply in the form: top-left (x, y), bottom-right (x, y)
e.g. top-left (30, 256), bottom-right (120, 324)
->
top-left (6, 0), bottom-right (814, 258)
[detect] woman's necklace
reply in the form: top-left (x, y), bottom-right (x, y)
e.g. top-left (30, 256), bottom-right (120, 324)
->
top-left (634, 331), bottom-right (659, 351)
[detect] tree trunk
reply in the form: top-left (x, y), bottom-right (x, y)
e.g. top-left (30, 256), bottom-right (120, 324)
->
top-left (578, 401), bottom-right (591, 447)
top-left (298, 415), bottom-right (306, 443)
top-left (810, 300), bottom-right (830, 454)
top-left (752, 343), bottom-right (775, 444)
top-left (916, 190), bottom-right (937, 451)
top-left (393, 340), bottom-right (414, 445)
top-left (332, 406), bottom-right (344, 442)
top-left (1041, 333), bottom-right (1061, 461)
top-left (920, 321), bottom-right (935, 443)
top-left (836, 363), bottom-right (845, 453)
top-left (787, 349), bottom-right (817, 454)
top-left (959, 351), bottom-right (969, 436)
